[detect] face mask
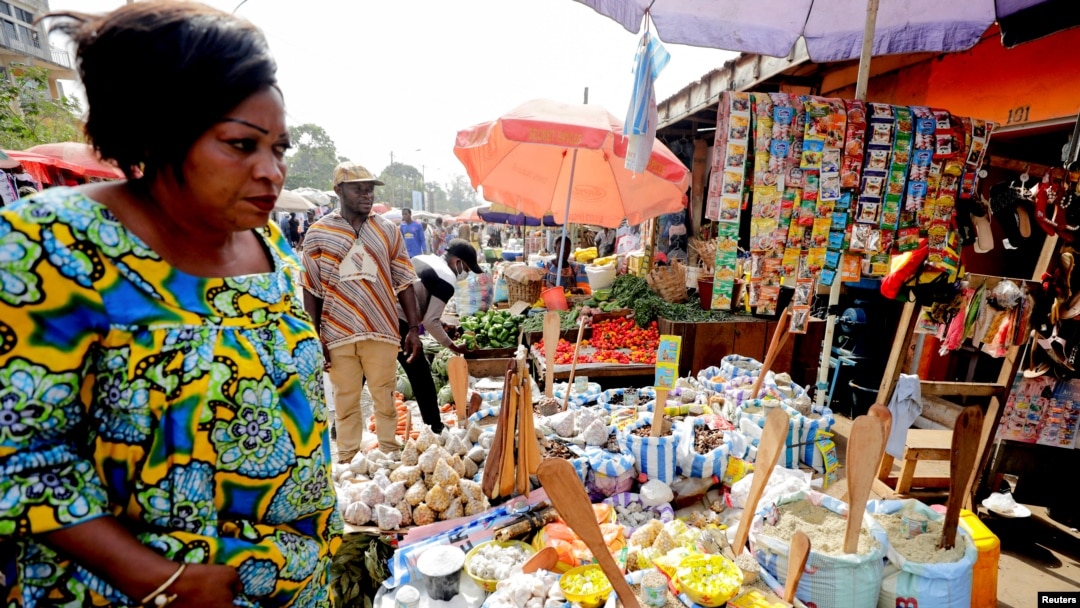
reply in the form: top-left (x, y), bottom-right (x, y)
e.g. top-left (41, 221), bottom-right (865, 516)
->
top-left (456, 265), bottom-right (469, 281)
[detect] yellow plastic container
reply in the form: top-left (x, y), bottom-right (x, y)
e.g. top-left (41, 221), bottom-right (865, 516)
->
top-left (463, 540), bottom-right (535, 592)
top-left (958, 509), bottom-right (999, 608)
top-left (559, 564), bottom-right (612, 608)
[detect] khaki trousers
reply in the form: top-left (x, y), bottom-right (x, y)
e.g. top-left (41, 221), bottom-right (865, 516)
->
top-left (328, 340), bottom-right (400, 460)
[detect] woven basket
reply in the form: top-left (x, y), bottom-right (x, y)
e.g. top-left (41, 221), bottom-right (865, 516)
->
top-left (507, 277), bottom-right (543, 305)
top-left (646, 260), bottom-right (688, 303)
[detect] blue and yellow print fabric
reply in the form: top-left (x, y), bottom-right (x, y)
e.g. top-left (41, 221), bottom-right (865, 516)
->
top-left (0, 188), bottom-right (341, 607)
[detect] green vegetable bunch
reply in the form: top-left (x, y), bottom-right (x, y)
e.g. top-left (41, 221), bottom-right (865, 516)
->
top-left (458, 309), bottom-right (524, 349)
top-left (612, 273), bottom-right (740, 326)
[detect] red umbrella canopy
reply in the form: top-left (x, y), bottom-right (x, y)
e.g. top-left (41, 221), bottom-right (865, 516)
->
top-left (25, 142), bottom-right (124, 179)
top-left (456, 205), bottom-right (485, 222)
top-left (454, 99), bottom-right (690, 228)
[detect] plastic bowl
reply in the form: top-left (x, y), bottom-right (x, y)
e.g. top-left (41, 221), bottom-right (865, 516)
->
top-left (464, 540), bottom-right (535, 593)
top-left (675, 554), bottom-right (743, 607)
top-left (559, 564), bottom-right (612, 608)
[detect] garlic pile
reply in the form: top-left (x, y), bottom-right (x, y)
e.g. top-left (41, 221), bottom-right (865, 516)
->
top-left (540, 406), bottom-right (610, 447)
top-left (485, 571), bottom-right (564, 608)
top-left (332, 423), bottom-right (493, 530)
top-left (613, 501), bottom-right (654, 529)
top-left (467, 543), bottom-right (532, 581)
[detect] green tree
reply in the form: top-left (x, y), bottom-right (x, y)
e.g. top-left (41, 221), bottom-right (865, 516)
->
top-left (377, 162), bottom-right (424, 209)
top-left (444, 175), bottom-right (480, 214)
top-left (0, 65), bottom-right (83, 150)
top-left (284, 123), bottom-right (344, 191)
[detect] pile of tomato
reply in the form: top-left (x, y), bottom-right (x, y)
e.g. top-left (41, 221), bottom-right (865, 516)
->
top-left (583, 318), bottom-right (660, 351)
top-left (536, 318), bottom-right (659, 365)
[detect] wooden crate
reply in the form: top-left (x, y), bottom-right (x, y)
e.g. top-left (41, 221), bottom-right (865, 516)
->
top-left (463, 347), bottom-right (518, 360)
top-left (464, 357), bottom-right (515, 379)
top-left (655, 316), bottom-right (824, 380)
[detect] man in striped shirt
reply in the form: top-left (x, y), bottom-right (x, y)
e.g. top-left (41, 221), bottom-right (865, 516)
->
top-left (302, 162), bottom-right (422, 460)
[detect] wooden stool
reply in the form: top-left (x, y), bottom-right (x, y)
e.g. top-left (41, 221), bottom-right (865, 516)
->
top-left (874, 428), bottom-right (953, 497)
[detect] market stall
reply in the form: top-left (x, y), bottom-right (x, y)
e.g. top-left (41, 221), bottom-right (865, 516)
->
top-left (329, 81), bottom-right (1009, 608)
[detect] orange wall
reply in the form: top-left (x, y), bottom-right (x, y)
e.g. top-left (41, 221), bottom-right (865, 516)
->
top-left (826, 26), bottom-right (1080, 127)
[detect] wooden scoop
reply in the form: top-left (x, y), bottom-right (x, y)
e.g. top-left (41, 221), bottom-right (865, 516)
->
top-left (651, 387), bottom-right (669, 438)
top-left (543, 311), bottom-right (560, 399)
top-left (500, 375), bottom-right (520, 498)
top-left (784, 530), bottom-right (810, 603)
top-left (842, 403), bottom-right (892, 503)
top-left (868, 402), bottom-right (892, 474)
top-left (481, 366), bottom-right (514, 498)
top-left (750, 307), bottom-right (792, 400)
top-left (561, 315), bottom-right (589, 411)
top-left (843, 415), bottom-right (885, 554)
top-left (940, 406), bottom-right (984, 549)
top-left (732, 407), bottom-right (790, 554)
top-left (447, 355), bottom-right (470, 423)
top-left (538, 459), bottom-right (641, 608)
top-left (521, 547), bottom-right (559, 574)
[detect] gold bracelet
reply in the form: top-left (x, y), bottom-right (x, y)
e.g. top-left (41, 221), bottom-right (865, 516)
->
top-left (139, 563), bottom-right (185, 608)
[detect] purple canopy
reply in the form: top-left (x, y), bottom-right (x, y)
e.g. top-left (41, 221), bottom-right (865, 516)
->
top-left (575, 0), bottom-right (1072, 62)
top-left (478, 207), bottom-right (561, 227)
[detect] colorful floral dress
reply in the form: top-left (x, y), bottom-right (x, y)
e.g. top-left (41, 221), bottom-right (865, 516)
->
top-left (0, 188), bottom-right (341, 607)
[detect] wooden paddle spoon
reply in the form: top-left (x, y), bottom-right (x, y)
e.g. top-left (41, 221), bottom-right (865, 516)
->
top-left (543, 311), bottom-right (560, 399)
top-left (843, 415), bottom-right (885, 554)
top-left (447, 355), bottom-right (470, 424)
top-left (521, 547), bottom-right (559, 574)
top-left (538, 459), bottom-right (641, 608)
top-left (733, 407), bottom-right (790, 554)
top-left (561, 315), bottom-right (589, 411)
top-left (499, 375), bottom-right (520, 498)
top-left (784, 530), bottom-right (810, 603)
top-left (842, 403), bottom-right (892, 503)
top-left (481, 366), bottom-right (514, 498)
top-left (750, 307), bottom-right (792, 399)
top-left (940, 406), bottom-right (984, 549)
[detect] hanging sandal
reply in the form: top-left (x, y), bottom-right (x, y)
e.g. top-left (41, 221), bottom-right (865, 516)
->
top-left (989, 181), bottom-right (1032, 249)
top-left (968, 196), bottom-right (994, 254)
top-left (1049, 249), bottom-right (1075, 326)
top-left (1023, 329), bottom-right (1050, 378)
top-left (1038, 325), bottom-right (1074, 372)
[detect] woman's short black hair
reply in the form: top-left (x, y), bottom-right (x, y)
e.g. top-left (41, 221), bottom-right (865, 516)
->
top-left (48, 1), bottom-right (278, 180)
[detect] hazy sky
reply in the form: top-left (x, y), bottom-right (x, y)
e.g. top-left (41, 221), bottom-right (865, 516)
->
top-left (46, 0), bottom-right (736, 189)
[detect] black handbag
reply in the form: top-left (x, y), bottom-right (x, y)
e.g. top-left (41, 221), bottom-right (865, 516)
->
top-left (911, 269), bottom-right (960, 307)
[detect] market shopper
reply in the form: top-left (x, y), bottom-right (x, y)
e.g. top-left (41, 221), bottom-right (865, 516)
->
top-left (432, 216), bottom-right (449, 254)
top-left (0, 3), bottom-right (339, 606)
top-left (597, 226), bottom-right (617, 257)
top-left (396, 239), bottom-right (484, 432)
top-left (399, 207), bottom-right (426, 257)
top-left (302, 161), bottom-right (422, 460)
top-left (287, 212), bottom-right (301, 246)
top-left (544, 235), bottom-right (584, 293)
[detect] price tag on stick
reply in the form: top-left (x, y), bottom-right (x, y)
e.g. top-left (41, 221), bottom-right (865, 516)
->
top-left (651, 387), bottom-right (669, 438)
top-left (654, 335), bottom-right (682, 389)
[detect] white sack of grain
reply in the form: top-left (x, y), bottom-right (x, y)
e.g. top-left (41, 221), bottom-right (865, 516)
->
top-left (750, 490), bottom-right (888, 608)
top-left (867, 499), bottom-right (977, 608)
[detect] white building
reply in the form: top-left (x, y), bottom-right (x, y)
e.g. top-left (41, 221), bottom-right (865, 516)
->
top-left (0, 0), bottom-right (75, 98)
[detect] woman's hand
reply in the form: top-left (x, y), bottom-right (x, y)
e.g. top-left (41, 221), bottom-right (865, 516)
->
top-left (321, 341), bottom-right (332, 371)
top-left (169, 564), bottom-right (242, 608)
